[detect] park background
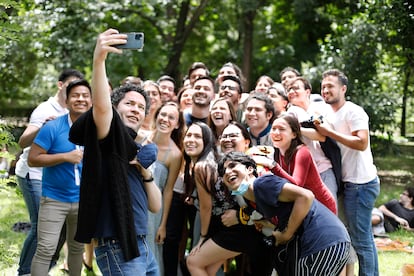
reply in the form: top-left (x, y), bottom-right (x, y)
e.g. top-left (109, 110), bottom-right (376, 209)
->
top-left (1, 0), bottom-right (413, 275)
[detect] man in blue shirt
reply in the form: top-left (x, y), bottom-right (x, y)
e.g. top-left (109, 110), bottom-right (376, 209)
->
top-left (28, 79), bottom-right (92, 276)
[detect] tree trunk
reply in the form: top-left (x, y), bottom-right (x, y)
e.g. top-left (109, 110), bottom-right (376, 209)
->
top-left (400, 67), bottom-right (411, 137)
top-left (164, 0), bottom-right (210, 84)
top-left (241, 9), bottom-right (256, 91)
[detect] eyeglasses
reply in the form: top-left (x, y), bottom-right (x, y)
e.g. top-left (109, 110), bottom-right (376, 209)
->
top-left (287, 86), bottom-right (301, 93)
top-left (219, 133), bottom-right (241, 140)
top-left (220, 85), bottom-right (238, 91)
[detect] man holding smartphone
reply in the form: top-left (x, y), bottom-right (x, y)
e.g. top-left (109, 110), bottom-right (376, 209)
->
top-left (69, 29), bottom-right (161, 275)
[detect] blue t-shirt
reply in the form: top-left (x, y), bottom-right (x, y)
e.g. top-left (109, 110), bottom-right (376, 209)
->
top-left (253, 174), bottom-right (350, 257)
top-left (34, 114), bottom-right (81, 203)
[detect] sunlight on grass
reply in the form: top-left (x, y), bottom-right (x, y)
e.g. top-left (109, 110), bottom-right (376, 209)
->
top-left (1, 153), bottom-right (413, 276)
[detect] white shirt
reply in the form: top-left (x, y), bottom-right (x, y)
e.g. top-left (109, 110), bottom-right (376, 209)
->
top-left (325, 101), bottom-right (377, 183)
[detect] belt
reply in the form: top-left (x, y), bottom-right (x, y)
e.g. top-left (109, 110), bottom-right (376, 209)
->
top-left (95, 235), bottom-right (146, 247)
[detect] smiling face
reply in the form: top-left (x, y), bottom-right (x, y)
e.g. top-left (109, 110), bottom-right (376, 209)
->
top-left (220, 124), bottom-right (249, 154)
top-left (210, 99), bottom-right (233, 129)
top-left (222, 160), bottom-right (251, 191)
top-left (144, 83), bottom-right (162, 113)
top-left (245, 99), bottom-right (272, 132)
top-left (155, 104), bottom-right (179, 134)
top-left (287, 79), bottom-right (310, 108)
top-left (116, 91), bottom-right (147, 132)
top-left (219, 79), bottom-right (241, 107)
top-left (66, 85), bottom-right (92, 116)
top-left (159, 80), bottom-right (175, 103)
top-left (321, 75), bottom-right (346, 110)
top-left (179, 88), bottom-right (194, 110)
top-left (270, 117), bottom-right (296, 154)
top-left (183, 124), bottom-right (204, 158)
top-left (192, 78), bottom-right (215, 107)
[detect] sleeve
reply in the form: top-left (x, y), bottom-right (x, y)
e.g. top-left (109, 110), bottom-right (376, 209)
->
top-left (254, 174), bottom-right (285, 207)
top-left (347, 104), bottom-right (369, 132)
top-left (271, 163), bottom-right (297, 185)
top-left (289, 146), bottom-right (313, 187)
top-left (33, 122), bottom-right (54, 151)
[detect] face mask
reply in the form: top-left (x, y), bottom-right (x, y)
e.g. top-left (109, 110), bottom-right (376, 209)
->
top-left (231, 181), bottom-right (249, 196)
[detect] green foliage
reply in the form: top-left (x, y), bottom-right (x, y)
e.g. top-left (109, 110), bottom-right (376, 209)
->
top-left (0, 0), bottom-right (413, 140)
top-left (0, 0), bottom-right (21, 58)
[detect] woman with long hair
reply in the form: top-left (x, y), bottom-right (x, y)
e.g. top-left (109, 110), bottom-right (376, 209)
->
top-left (145, 102), bottom-right (185, 275)
top-left (255, 113), bottom-right (337, 214)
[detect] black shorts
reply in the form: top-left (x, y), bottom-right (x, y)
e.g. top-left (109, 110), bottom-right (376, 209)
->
top-left (209, 215), bottom-right (262, 253)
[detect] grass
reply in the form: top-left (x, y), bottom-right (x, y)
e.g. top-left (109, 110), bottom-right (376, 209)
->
top-left (0, 154), bottom-right (413, 276)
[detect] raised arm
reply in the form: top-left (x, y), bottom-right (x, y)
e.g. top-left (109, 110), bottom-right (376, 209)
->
top-left (92, 29), bottom-right (127, 139)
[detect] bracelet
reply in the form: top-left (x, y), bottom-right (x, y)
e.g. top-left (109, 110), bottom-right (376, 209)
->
top-left (143, 174), bottom-right (154, 182)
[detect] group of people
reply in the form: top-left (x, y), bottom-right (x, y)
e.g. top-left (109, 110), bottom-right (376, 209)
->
top-left (13, 27), bottom-right (397, 276)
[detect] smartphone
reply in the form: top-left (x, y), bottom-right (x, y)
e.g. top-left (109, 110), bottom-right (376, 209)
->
top-left (114, 32), bottom-right (144, 50)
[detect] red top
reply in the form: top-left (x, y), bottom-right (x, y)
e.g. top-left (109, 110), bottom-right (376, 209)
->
top-left (271, 145), bottom-right (337, 214)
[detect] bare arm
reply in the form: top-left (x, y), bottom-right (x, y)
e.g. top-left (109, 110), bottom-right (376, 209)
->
top-left (28, 143), bottom-right (83, 167)
top-left (300, 127), bottom-right (326, 142)
top-left (273, 183), bottom-right (314, 245)
top-left (156, 153), bottom-right (183, 243)
top-left (91, 29), bottom-right (127, 139)
top-left (378, 204), bottom-right (410, 229)
top-left (315, 122), bottom-right (368, 151)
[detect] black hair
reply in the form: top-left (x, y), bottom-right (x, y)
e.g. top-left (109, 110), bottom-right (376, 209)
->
top-left (406, 186), bottom-right (414, 206)
top-left (58, 69), bottom-right (84, 82)
top-left (66, 79), bottom-right (91, 98)
top-left (218, 151), bottom-right (257, 177)
top-left (220, 75), bottom-right (243, 94)
top-left (157, 75), bottom-right (176, 85)
top-left (111, 83), bottom-right (151, 115)
top-left (246, 92), bottom-right (276, 123)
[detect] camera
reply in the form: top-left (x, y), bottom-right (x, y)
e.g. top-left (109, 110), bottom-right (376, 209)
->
top-left (114, 32), bottom-right (144, 50)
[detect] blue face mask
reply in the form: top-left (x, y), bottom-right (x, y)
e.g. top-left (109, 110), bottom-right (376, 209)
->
top-left (231, 181), bottom-right (249, 196)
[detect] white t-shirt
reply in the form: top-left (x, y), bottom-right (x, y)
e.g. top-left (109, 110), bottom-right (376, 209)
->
top-left (288, 102), bottom-right (332, 173)
top-left (325, 101), bottom-right (377, 183)
top-left (15, 97), bottom-right (67, 180)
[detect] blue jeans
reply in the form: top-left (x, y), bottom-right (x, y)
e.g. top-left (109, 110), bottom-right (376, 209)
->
top-left (343, 177), bottom-right (380, 276)
top-left (95, 236), bottom-right (160, 276)
top-left (17, 175), bottom-right (41, 275)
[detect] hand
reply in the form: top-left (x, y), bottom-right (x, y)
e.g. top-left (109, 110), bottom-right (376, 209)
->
top-left (396, 217), bottom-right (409, 228)
top-left (250, 155), bottom-right (273, 168)
top-left (156, 226), bottom-right (166, 245)
top-left (129, 158), bottom-right (152, 179)
top-left (314, 122), bottom-right (333, 137)
top-left (221, 209), bottom-right (238, 227)
top-left (66, 149), bottom-right (83, 164)
top-left (184, 196), bottom-right (194, 205)
top-left (189, 237), bottom-right (206, 256)
top-left (94, 29), bottom-right (127, 61)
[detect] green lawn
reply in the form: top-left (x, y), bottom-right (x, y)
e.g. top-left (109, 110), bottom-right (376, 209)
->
top-left (1, 154), bottom-right (413, 276)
